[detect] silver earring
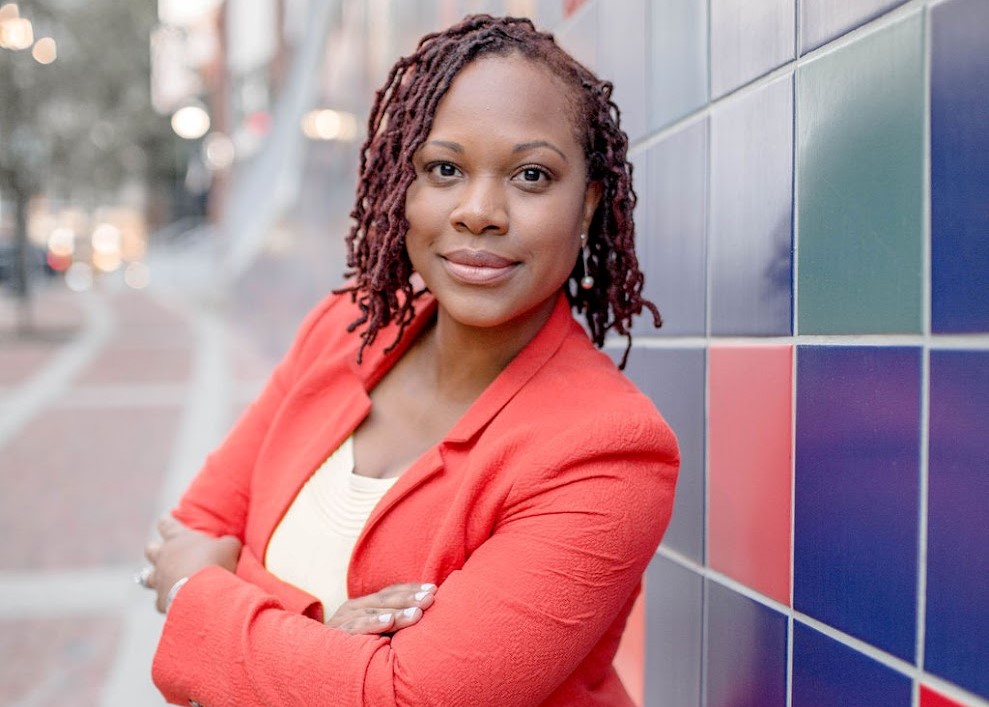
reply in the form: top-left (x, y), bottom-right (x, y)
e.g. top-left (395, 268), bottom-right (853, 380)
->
top-left (579, 234), bottom-right (594, 290)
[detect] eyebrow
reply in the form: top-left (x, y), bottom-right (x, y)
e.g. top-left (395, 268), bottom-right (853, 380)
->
top-left (513, 140), bottom-right (568, 162)
top-left (424, 139), bottom-right (568, 162)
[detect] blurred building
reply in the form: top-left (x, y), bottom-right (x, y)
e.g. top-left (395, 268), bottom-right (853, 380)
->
top-left (148, 1), bottom-right (989, 706)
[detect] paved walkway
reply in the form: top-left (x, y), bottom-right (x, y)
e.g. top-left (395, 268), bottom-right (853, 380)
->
top-left (0, 281), bottom-right (274, 706)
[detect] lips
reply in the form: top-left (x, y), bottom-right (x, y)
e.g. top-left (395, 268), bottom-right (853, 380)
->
top-left (441, 249), bottom-right (519, 285)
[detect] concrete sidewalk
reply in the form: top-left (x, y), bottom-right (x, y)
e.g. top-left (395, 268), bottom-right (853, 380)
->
top-left (0, 282), bottom-right (274, 706)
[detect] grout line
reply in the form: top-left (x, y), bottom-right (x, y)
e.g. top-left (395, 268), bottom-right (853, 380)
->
top-left (611, 334), bottom-right (989, 350)
top-left (914, 8), bottom-right (934, 705)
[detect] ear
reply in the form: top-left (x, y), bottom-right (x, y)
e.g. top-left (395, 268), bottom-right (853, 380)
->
top-left (581, 181), bottom-right (603, 235)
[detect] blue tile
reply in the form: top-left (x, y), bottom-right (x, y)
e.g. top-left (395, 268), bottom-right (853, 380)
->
top-left (792, 622), bottom-right (913, 706)
top-left (644, 555), bottom-right (703, 707)
top-left (926, 350), bottom-right (989, 700)
top-left (622, 347), bottom-right (706, 563)
top-left (799, 0), bottom-right (910, 54)
top-left (930, 0), bottom-right (989, 333)
top-left (710, 0), bottom-right (795, 97)
top-left (598, 0), bottom-right (647, 143)
top-left (705, 581), bottom-right (788, 707)
top-left (794, 346), bottom-right (921, 661)
top-left (638, 121), bottom-right (708, 337)
top-left (710, 75), bottom-right (793, 336)
top-left (649, 0), bottom-right (708, 130)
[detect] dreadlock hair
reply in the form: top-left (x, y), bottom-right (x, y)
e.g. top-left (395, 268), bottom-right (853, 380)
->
top-left (336, 13), bottom-right (661, 368)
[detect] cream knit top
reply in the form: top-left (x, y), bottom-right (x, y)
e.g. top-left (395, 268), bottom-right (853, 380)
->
top-left (264, 435), bottom-right (397, 618)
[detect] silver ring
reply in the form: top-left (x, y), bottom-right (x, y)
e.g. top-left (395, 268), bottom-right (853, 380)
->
top-left (135, 565), bottom-right (153, 589)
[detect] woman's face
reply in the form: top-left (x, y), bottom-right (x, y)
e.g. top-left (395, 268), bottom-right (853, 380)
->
top-left (405, 54), bottom-right (600, 336)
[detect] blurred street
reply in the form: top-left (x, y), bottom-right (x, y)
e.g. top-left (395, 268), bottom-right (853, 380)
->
top-left (0, 277), bottom-right (278, 705)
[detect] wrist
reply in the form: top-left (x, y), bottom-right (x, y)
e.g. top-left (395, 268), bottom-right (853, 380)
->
top-left (165, 576), bottom-right (190, 613)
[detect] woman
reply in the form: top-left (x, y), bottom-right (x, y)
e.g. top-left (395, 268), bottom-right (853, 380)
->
top-left (143, 15), bottom-right (679, 706)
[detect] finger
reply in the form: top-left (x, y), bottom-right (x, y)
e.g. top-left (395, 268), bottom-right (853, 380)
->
top-left (347, 583), bottom-right (437, 610)
top-left (144, 542), bottom-right (161, 564)
top-left (389, 605), bottom-right (425, 631)
top-left (338, 611), bottom-right (397, 635)
top-left (157, 514), bottom-right (184, 539)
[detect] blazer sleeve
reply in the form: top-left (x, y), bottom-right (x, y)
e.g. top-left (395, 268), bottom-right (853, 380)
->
top-left (151, 412), bottom-right (679, 707)
top-left (169, 293), bottom-right (344, 539)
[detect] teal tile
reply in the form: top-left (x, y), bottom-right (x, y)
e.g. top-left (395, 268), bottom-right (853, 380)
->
top-left (796, 14), bottom-right (924, 334)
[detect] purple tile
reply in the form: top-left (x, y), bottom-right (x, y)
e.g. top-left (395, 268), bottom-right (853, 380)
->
top-left (649, 0), bottom-right (708, 130)
top-left (710, 0), bottom-right (795, 97)
top-left (710, 75), bottom-right (793, 336)
top-left (792, 622), bottom-right (912, 706)
top-left (622, 347), bottom-right (706, 563)
top-left (598, 0), bottom-right (647, 143)
top-left (705, 581), bottom-right (788, 707)
top-left (799, 0), bottom-right (910, 54)
top-left (637, 121), bottom-right (708, 337)
top-left (794, 346), bottom-right (921, 661)
top-left (926, 350), bottom-right (989, 699)
top-left (931, 0), bottom-right (989, 333)
top-left (644, 555), bottom-right (702, 707)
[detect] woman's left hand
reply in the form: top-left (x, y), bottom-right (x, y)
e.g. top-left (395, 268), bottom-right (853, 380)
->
top-left (144, 515), bottom-right (242, 613)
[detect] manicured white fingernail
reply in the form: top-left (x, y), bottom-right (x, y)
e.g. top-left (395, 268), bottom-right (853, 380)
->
top-left (420, 583), bottom-right (436, 591)
top-left (414, 590), bottom-right (430, 601)
top-left (378, 613), bottom-right (393, 623)
top-left (403, 607), bottom-right (419, 619)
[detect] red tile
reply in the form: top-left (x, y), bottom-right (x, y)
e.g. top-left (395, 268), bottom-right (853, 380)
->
top-left (614, 589), bottom-right (645, 705)
top-left (708, 345), bottom-right (793, 604)
top-left (921, 686), bottom-right (967, 707)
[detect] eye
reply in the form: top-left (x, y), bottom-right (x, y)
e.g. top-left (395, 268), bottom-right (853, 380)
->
top-left (427, 162), bottom-right (461, 179)
top-left (514, 166), bottom-right (551, 185)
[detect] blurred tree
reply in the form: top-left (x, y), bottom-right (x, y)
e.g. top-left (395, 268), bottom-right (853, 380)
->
top-left (0, 0), bottom-right (178, 330)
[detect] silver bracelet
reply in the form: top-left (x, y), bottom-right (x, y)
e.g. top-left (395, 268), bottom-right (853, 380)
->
top-left (165, 576), bottom-right (190, 613)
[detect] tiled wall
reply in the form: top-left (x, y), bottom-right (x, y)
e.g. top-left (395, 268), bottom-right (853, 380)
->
top-left (547, 0), bottom-right (988, 705)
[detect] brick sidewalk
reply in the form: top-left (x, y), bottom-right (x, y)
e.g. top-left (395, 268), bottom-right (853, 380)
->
top-left (0, 282), bottom-right (273, 706)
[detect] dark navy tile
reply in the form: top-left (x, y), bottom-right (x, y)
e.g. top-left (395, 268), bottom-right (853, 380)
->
top-left (705, 581), bottom-right (788, 707)
top-left (794, 346), bottom-right (921, 661)
top-left (799, 0), bottom-right (910, 54)
top-left (710, 0), bottom-right (795, 97)
top-left (796, 14), bottom-right (924, 335)
top-left (649, 0), bottom-right (708, 130)
top-left (638, 121), bottom-right (708, 337)
top-left (622, 347), bottom-right (706, 563)
top-left (598, 0), bottom-right (647, 143)
top-left (930, 0), bottom-right (989, 333)
top-left (644, 555), bottom-right (703, 707)
top-left (710, 75), bottom-right (793, 336)
top-left (792, 622), bottom-right (913, 706)
top-left (926, 350), bottom-right (989, 699)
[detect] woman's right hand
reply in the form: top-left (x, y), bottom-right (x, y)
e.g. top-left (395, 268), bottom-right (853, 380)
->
top-left (326, 582), bottom-right (437, 635)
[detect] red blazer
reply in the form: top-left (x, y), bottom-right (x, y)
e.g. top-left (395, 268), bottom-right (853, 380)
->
top-left (152, 290), bottom-right (679, 706)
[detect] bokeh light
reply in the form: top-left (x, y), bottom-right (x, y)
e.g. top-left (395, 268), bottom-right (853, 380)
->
top-left (64, 262), bottom-right (93, 292)
top-left (124, 261), bottom-right (151, 289)
top-left (301, 109), bottom-right (359, 142)
top-left (171, 104), bottom-right (211, 139)
top-left (32, 36), bottom-right (56, 64)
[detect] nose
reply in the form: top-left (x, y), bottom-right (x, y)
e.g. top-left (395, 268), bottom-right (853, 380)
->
top-left (450, 176), bottom-right (508, 236)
